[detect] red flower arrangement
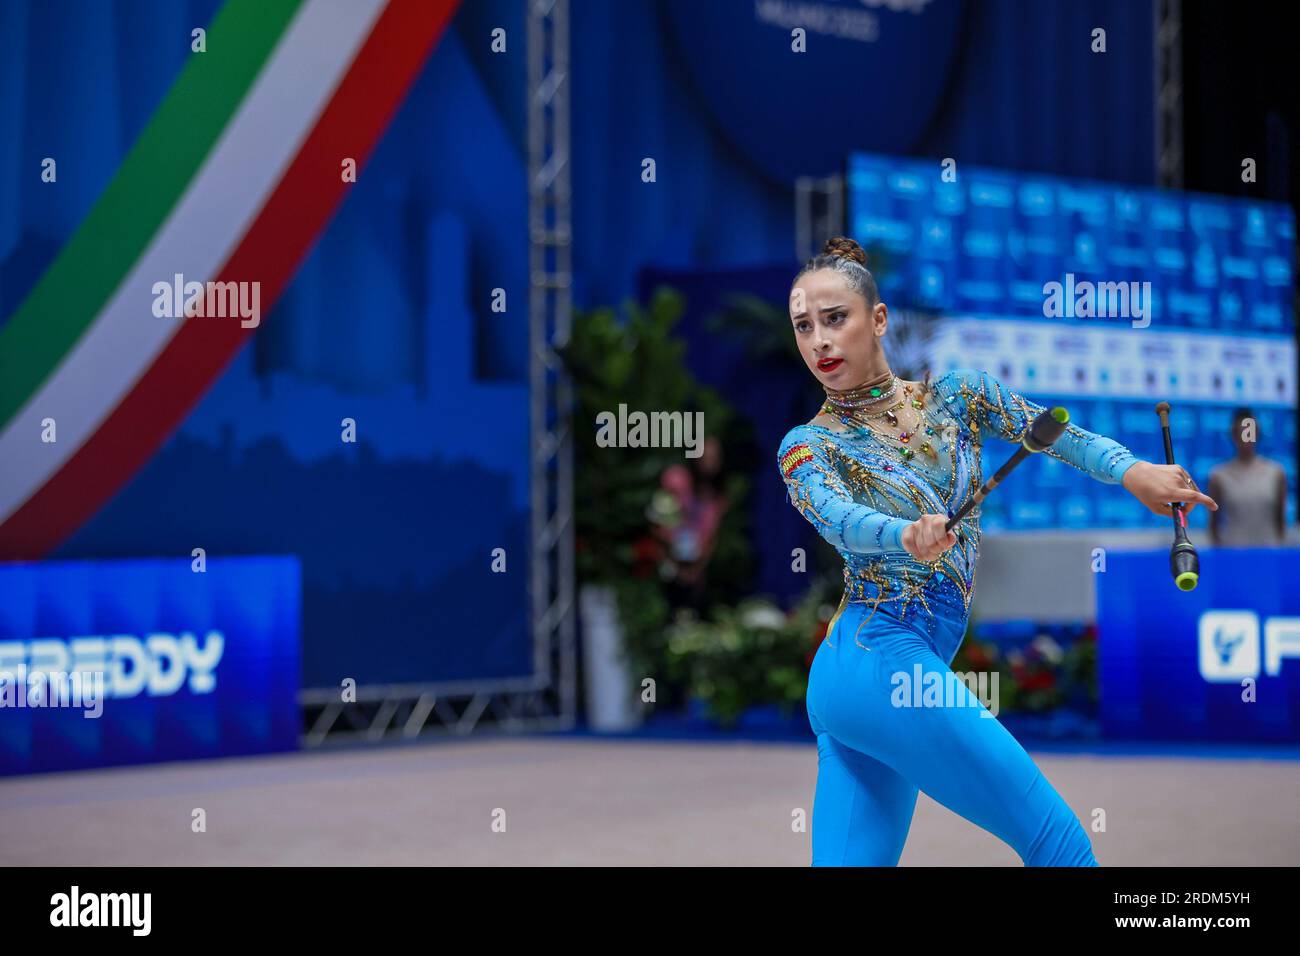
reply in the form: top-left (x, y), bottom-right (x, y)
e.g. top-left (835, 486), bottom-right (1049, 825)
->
top-left (964, 641), bottom-right (994, 671)
top-left (1019, 670), bottom-right (1057, 692)
top-left (631, 535), bottom-right (662, 579)
top-left (804, 614), bottom-right (831, 670)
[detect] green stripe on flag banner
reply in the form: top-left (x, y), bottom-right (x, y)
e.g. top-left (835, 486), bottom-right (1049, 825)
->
top-left (0, 0), bottom-right (302, 429)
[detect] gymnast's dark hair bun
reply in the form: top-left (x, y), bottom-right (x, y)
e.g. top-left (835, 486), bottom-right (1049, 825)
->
top-left (821, 236), bottom-right (869, 268)
top-left (792, 235), bottom-right (879, 306)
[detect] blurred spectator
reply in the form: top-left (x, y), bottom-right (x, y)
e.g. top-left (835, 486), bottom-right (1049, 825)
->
top-left (1207, 407), bottom-right (1287, 546)
top-left (648, 436), bottom-right (730, 608)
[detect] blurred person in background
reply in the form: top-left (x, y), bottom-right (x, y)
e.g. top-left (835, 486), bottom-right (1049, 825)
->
top-left (1207, 406), bottom-right (1288, 546)
top-left (778, 236), bottom-right (1216, 867)
top-left (649, 435), bottom-right (730, 610)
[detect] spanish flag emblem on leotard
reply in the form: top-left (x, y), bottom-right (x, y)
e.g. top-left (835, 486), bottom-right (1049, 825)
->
top-left (780, 443), bottom-right (814, 479)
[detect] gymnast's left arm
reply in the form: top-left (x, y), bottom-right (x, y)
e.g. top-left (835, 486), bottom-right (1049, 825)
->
top-left (951, 368), bottom-right (1218, 517)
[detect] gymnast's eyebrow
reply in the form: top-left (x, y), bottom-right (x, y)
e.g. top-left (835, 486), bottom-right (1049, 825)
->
top-left (792, 303), bottom-right (847, 320)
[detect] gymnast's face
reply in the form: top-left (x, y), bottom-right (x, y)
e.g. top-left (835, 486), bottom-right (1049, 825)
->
top-left (789, 269), bottom-right (887, 389)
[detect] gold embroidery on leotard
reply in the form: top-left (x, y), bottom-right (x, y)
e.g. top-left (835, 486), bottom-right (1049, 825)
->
top-left (785, 370), bottom-right (1138, 655)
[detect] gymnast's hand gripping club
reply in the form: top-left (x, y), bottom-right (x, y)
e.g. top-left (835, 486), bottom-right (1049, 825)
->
top-left (943, 406), bottom-right (1070, 534)
top-left (1154, 401), bottom-right (1200, 591)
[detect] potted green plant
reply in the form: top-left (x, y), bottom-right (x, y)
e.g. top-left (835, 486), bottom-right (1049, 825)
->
top-left (664, 578), bottom-right (837, 729)
top-left (559, 287), bottom-right (755, 729)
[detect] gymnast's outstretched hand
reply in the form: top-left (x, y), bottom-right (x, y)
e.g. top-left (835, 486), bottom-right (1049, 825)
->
top-left (901, 513), bottom-right (957, 563)
top-left (1121, 460), bottom-right (1219, 517)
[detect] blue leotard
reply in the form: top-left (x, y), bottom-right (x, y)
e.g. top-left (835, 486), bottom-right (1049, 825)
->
top-left (778, 367), bottom-right (1139, 865)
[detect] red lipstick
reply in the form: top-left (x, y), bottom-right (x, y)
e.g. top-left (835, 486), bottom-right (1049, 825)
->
top-left (817, 357), bottom-right (844, 372)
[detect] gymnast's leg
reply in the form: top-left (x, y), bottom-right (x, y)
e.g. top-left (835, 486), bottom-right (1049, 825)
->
top-left (806, 623), bottom-right (918, 866)
top-left (815, 616), bottom-right (1098, 866)
top-left (809, 730), bottom-right (919, 865)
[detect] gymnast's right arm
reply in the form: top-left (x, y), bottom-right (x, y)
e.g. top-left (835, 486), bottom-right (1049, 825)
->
top-left (778, 429), bottom-right (911, 555)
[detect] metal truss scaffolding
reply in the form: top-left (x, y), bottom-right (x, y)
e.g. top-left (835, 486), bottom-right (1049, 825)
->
top-left (795, 174), bottom-right (845, 263)
top-left (1155, 0), bottom-right (1183, 188)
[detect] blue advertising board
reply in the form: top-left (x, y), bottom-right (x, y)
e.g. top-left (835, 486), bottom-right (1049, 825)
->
top-left (1096, 548), bottom-right (1300, 741)
top-left (0, 556), bottom-right (300, 774)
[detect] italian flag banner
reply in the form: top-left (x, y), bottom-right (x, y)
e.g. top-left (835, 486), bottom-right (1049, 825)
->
top-left (0, 0), bottom-right (459, 560)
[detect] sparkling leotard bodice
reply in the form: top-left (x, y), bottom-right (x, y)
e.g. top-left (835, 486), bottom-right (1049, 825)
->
top-left (778, 367), bottom-right (1140, 647)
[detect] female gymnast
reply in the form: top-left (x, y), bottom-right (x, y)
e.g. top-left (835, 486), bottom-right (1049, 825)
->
top-left (779, 237), bottom-right (1218, 866)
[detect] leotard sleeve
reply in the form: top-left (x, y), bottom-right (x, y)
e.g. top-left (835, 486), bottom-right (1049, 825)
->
top-left (934, 368), bottom-right (1140, 485)
top-left (778, 426), bottom-right (911, 554)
